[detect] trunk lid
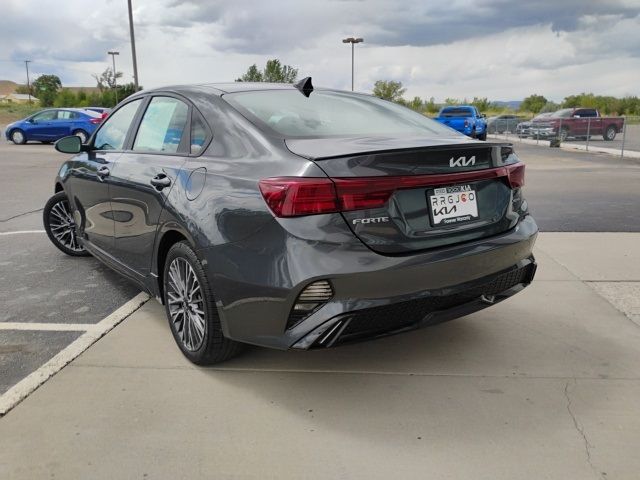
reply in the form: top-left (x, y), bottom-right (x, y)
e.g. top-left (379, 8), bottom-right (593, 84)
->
top-left (286, 138), bottom-right (522, 254)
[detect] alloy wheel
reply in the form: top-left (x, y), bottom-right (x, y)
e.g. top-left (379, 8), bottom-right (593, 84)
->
top-left (48, 199), bottom-right (84, 253)
top-left (166, 257), bottom-right (206, 351)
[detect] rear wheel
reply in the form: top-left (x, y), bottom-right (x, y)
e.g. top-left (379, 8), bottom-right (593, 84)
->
top-left (603, 125), bottom-right (617, 141)
top-left (163, 241), bottom-right (242, 364)
top-left (72, 129), bottom-right (88, 144)
top-left (477, 130), bottom-right (487, 141)
top-left (43, 192), bottom-right (89, 256)
top-left (10, 129), bottom-right (26, 145)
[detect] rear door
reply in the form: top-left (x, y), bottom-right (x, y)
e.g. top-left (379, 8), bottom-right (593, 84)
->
top-left (108, 95), bottom-right (190, 276)
top-left (49, 110), bottom-right (76, 138)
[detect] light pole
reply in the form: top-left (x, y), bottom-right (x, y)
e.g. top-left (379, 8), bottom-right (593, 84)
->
top-left (24, 60), bottom-right (32, 103)
top-left (127, 0), bottom-right (139, 90)
top-left (342, 37), bottom-right (363, 91)
top-left (107, 51), bottom-right (120, 104)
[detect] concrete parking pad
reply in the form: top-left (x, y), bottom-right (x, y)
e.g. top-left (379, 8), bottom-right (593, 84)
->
top-left (536, 233), bottom-right (640, 281)
top-left (1, 233), bottom-right (639, 479)
top-left (0, 330), bottom-right (81, 395)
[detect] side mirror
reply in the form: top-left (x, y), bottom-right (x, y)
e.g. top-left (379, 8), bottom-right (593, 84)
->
top-left (28, 118), bottom-right (36, 123)
top-left (55, 135), bottom-right (83, 154)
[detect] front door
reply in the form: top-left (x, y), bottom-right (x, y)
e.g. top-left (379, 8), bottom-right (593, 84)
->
top-left (69, 99), bottom-right (145, 253)
top-left (26, 110), bottom-right (58, 140)
top-left (109, 95), bottom-right (190, 276)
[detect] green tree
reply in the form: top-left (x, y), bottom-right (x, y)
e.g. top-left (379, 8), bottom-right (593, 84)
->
top-left (236, 59), bottom-right (298, 83)
top-left (32, 74), bottom-right (62, 107)
top-left (372, 80), bottom-right (406, 102)
top-left (406, 96), bottom-right (424, 111)
top-left (425, 97), bottom-right (439, 114)
top-left (471, 97), bottom-right (491, 112)
top-left (53, 89), bottom-right (77, 107)
top-left (444, 97), bottom-right (460, 105)
top-left (520, 94), bottom-right (547, 113)
top-left (93, 68), bottom-right (123, 91)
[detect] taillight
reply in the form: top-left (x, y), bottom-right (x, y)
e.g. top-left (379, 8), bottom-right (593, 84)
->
top-left (260, 163), bottom-right (525, 218)
top-left (505, 163), bottom-right (525, 188)
top-left (89, 118), bottom-right (102, 124)
top-left (258, 178), bottom-right (338, 217)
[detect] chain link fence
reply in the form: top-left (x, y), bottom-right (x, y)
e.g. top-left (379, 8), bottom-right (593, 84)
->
top-left (489, 114), bottom-right (640, 159)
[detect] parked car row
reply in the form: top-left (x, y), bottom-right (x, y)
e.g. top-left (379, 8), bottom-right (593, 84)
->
top-left (4, 107), bottom-right (110, 144)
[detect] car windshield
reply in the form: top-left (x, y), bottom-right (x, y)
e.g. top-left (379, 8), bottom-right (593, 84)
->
top-left (439, 107), bottom-right (473, 117)
top-left (550, 109), bottom-right (574, 118)
top-left (224, 90), bottom-right (459, 138)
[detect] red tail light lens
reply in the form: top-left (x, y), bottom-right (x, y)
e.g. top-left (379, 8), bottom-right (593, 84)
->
top-left (506, 163), bottom-right (525, 188)
top-left (260, 163), bottom-right (525, 217)
top-left (258, 178), bottom-right (338, 217)
top-left (89, 117), bottom-right (102, 124)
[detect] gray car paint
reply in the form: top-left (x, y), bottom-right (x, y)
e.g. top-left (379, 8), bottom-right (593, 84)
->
top-left (55, 83), bottom-right (538, 351)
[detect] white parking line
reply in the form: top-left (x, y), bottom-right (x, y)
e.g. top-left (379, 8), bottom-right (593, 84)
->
top-left (0, 323), bottom-right (99, 331)
top-left (0, 292), bottom-right (150, 416)
top-left (0, 230), bottom-right (46, 236)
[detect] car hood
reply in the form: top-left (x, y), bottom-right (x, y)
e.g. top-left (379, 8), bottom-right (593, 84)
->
top-left (284, 134), bottom-right (481, 160)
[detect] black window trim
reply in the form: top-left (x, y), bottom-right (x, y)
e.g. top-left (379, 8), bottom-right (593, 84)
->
top-left (90, 97), bottom-right (146, 154)
top-left (187, 108), bottom-right (213, 157)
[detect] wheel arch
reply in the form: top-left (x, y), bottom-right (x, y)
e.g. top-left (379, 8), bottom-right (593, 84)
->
top-left (154, 227), bottom-right (195, 302)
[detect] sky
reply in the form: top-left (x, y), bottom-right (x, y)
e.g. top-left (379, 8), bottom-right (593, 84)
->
top-left (1, 0), bottom-right (639, 102)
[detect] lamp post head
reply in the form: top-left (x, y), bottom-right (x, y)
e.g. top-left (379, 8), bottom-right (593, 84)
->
top-left (342, 37), bottom-right (364, 44)
top-left (108, 51), bottom-right (120, 56)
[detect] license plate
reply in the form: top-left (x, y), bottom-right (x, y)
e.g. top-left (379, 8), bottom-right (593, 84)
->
top-left (429, 185), bottom-right (478, 226)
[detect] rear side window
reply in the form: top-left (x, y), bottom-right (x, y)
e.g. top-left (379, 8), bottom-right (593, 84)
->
top-left (190, 112), bottom-right (208, 154)
top-left (133, 97), bottom-right (189, 153)
top-left (94, 99), bottom-right (142, 151)
top-left (57, 111), bottom-right (78, 120)
top-left (575, 109), bottom-right (597, 117)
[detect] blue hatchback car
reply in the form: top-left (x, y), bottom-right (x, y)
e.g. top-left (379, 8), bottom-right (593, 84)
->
top-left (4, 108), bottom-right (103, 145)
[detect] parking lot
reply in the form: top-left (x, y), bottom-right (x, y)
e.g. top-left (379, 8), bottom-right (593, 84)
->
top-left (1, 140), bottom-right (640, 478)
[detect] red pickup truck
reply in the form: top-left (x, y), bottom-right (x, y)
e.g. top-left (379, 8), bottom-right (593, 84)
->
top-left (529, 108), bottom-right (624, 141)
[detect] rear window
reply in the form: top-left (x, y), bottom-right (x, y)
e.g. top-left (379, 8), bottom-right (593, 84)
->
top-left (224, 90), bottom-right (458, 138)
top-left (439, 107), bottom-right (473, 117)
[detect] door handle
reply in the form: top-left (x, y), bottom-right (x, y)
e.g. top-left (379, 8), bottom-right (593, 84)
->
top-left (97, 166), bottom-right (110, 180)
top-left (150, 173), bottom-right (171, 190)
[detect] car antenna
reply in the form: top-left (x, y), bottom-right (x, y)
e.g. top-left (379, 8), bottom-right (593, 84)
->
top-left (294, 76), bottom-right (313, 97)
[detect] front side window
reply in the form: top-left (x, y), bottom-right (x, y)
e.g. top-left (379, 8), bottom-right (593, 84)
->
top-left (133, 97), bottom-right (189, 153)
top-left (94, 99), bottom-right (142, 151)
top-left (226, 90), bottom-right (458, 138)
top-left (31, 110), bottom-right (57, 122)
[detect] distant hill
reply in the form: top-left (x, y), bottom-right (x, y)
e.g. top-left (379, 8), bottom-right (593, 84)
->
top-left (0, 80), bottom-right (100, 96)
top-left (493, 100), bottom-right (522, 110)
top-left (0, 80), bottom-right (20, 96)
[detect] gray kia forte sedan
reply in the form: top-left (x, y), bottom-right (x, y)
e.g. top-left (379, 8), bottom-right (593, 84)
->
top-left (45, 79), bottom-right (537, 364)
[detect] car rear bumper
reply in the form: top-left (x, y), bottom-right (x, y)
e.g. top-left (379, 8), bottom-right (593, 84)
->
top-left (199, 215), bottom-right (538, 350)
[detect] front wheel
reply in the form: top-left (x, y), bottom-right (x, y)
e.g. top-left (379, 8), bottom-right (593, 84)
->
top-left (43, 192), bottom-right (90, 256)
top-left (603, 126), bottom-right (617, 141)
top-left (10, 129), bottom-right (26, 145)
top-left (163, 241), bottom-right (242, 365)
top-left (72, 129), bottom-right (89, 144)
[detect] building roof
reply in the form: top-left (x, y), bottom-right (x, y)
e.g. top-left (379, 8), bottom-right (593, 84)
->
top-left (1, 93), bottom-right (38, 101)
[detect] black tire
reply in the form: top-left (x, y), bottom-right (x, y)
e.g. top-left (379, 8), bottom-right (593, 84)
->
top-left (10, 129), bottom-right (26, 145)
top-left (72, 129), bottom-right (89, 144)
top-left (41, 141), bottom-right (53, 144)
top-left (43, 192), bottom-right (90, 257)
top-left (163, 241), bottom-right (242, 365)
top-left (603, 125), bottom-right (617, 141)
top-left (477, 130), bottom-right (487, 141)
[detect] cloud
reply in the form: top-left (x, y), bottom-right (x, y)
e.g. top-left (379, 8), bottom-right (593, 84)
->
top-left (0, 0), bottom-right (638, 103)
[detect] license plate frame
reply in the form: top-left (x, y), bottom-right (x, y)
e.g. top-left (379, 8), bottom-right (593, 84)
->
top-left (428, 184), bottom-right (479, 227)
